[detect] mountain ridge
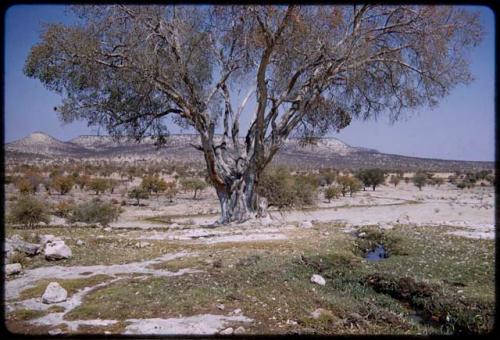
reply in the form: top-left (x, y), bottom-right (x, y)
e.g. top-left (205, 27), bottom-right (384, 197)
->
top-left (5, 132), bottom-right (493, 171)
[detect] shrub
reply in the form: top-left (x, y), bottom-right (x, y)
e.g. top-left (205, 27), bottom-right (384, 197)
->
top-left (51, 175), bottom-right (74, 195)
top-left (15, 178), bottom-right (35, 195)
top-left (128, 187), bottom-right (149, 205)
top-left (52, 200), bottom-right (75, 218)
top-left (141, 175), bottom-right (168, 196)
top-left (8, 195), bottom-right (50, 228)
top-left (68, 199), bottom-right (120, 226)
top-left (389, 175), bottom-right (401, 187)
top-left (412, 172), bottom-right (427, 191)
top-left (88, 178), bottom-right (111, 195)
top-left (337, 175), bottom-right (362, 197)
top-left (256, 167), bottom-right (317, 208)
top-left (164, 181), bottom-right (177, 202)
top-left (324, 186), bottom-right (341, 202)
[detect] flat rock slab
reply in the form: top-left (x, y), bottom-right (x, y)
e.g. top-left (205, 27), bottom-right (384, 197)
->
top-left (124, 314), bottom-right (253, 335)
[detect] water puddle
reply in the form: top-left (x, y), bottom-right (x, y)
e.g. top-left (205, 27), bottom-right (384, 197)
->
top-left (365, 245), bottom-right (387, 261)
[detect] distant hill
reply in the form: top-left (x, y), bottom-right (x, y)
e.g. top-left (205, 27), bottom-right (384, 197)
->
top-left (5, 132), bottom-right (494, 171)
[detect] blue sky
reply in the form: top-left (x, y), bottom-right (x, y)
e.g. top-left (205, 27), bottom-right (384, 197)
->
top-left (3, 5), bottom-right (495, 161)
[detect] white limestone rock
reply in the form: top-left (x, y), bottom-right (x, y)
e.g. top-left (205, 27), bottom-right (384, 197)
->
top-left (42, 282), bottom-right (68, 304)
top-left (44, 240), bottom-right (72, 261)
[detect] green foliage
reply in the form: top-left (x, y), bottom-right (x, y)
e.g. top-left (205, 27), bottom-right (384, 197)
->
top-left (88, 178), bottom-right (111, 195)
top-left (180, 178), bottom-right (208, 199)
top-left (337, 175), bottom-right (362, 197)
top-left (68, 199), bottom-right (121, 226)
top-left (412, 172), bottom-right (427, 190)
top-left (141, 175), bottom-right (168, 196)
top-left (8, 195), bottom-right (50, 228)
top-left (128, 187), bottom-right (149, 205)
top-left (51, 175), bottom-right (75, 195)
top-left (324, 186), bottom-right (341, 202)
top-left (355, 168), bottom-right (385, 191)
top-left (256, 167), bottom-right (317, 208)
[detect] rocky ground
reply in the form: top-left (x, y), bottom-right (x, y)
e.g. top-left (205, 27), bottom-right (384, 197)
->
top-left (3, 182), bottom-right (495, 335)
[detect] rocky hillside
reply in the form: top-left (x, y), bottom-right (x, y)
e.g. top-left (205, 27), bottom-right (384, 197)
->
top-left (5, 132), bottom-right (494, 171)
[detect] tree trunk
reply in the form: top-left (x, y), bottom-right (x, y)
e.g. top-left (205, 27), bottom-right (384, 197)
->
top-left (215, 173), bottom-right (265, 224)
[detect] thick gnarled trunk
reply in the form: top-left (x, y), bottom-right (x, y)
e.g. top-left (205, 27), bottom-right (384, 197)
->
top-left (215, 173), bottom-right (263, 224)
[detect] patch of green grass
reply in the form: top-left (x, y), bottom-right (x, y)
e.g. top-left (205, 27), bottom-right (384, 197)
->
top-left (7, 309), bottom-right (47, 321)
top-left (18, 274), bottom-right (112, 300)
top-left (147, 256), bottom-right (206, 271)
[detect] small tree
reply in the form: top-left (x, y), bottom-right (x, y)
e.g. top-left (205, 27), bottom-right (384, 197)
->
top-left (128, 187), bottom-right (149, 205)
top-left (413, 172), bottom-right (427, 191)
top-left (88, 178), bottom-right (111, 195)
top-left (355, 169), bottom-right (385, 191)
top-left (180, 178), bottom-right (208, 200)
top-left (324, 186), bottom-right (341, 202)
top-left (51, 175), bottom-right (74, 195)
top-left (389, 175), bottom-right (401, 187)
top-left (9, 195), bottom-right (50, 228)
top-left (337, 176), bottom-right (361, 197)
top-left (164, 181), bottom-right (177, 202)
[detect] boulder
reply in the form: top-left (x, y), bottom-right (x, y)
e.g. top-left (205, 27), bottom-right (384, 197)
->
top-left (300, 221), bottom-right (313, 229)
top-left (42, 282), bottom-right (68, 304)
top-left (6, 263), bottom-right (22, 276)
top-left (7, 235), bottom-right (40, 256)
top-left (44, 241), bottom-right (72, 261)
top-left (104, 227), bottom-right (112, 232)
top-left (310, 274), bottom-right (326, 286)
top-left (216, 303), bottom-right (225, 310)
top-left (219, 327), bottom-right (233, 335)
top-left (76, 239), bottom-right (85, 246)
top-left (234, 326), bottom-right (246, 334)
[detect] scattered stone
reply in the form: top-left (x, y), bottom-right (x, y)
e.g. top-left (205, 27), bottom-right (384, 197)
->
top-left (358, 232), bottom-right (366, 238)
top-left (216, 303), bottom-right (225, 310)
top-left (134, 242), bottom-right (151, 249)
top-left (6, 263), bottom-right (22, 276)
top-left (300, 221), bottom-right (313, 229)
top-left (42, 282), bottom-right (68, 304)
top-left (48, 329), bottom-right (63, 336)
top-left (310, 274), bottom-right (326, 286)
top-left (7, 235), bottom-right (40, 256)
top-left (286, 319), bottom-right (298, 325)
top-left (76, 239), bottom-right (85, 246)
top-left (219, 327), bottom-right (233, 335)
top-left (44, 240), bottom-right (72, 261)
top-left (311, 308), bottom-right (333, 320)
top-left (234, 326), bottom-right (246, 334)
top-left (104, 227), bottom-right (112, 232)
top-left (233, 308), bottom-right (242, 315)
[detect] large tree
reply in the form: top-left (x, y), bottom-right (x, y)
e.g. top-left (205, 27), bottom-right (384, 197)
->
top-left (25, 5), bottom-right (482, 223)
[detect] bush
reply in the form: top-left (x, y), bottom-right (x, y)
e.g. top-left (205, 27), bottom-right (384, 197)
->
top-left (412, 172), bottom-right (427, 191)
top-left (355, 168), bottom-right (385, 191)
top-left (337, 175), bottom-right (362, 197)
top-left (8, 195), bottom-right (50, 228)
top-left (52, 200), bottom-right (75, 218)
top-left (128, 187), bottom-right (149, 205)
top-left (51, 175), bottom-right (74, 195)
top-left (389, 175), bottom-right (401, 187)
top-left (68, 199), bottom-right (121, 226)
top-left (88, 178), bottom-right (111, 195)
top-left (256, 167), bottom-right (317, 208)
top-left (324, 186), bottom-right (341, 202)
